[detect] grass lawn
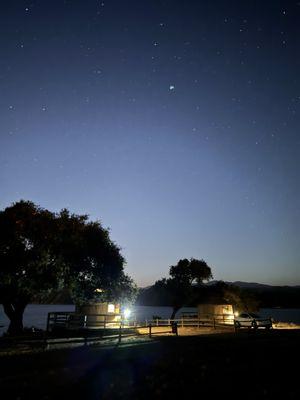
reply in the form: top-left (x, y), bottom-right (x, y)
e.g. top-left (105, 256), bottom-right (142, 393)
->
top-left (0, 329), bottom-right (299, 399)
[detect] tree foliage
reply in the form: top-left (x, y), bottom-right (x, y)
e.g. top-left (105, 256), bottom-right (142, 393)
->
top-left (0, 200), bottom-right (136, 334)
top-left (194, 280), bottom-right (260, 312)
top-left (169, 258), bottom-right (213, 285)
top-left (148, 258), bottom-right (213, 319)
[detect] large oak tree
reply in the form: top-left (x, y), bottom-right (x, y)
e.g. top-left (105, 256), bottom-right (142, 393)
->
top-left (151, 258), bottom-right (213, 319)
top-left (0, 200), bottom-right (136, 334)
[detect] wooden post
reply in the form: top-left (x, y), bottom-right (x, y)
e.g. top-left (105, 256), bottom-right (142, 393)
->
top-left (252, 319), bottom-right (258, 332)
top-left (156, 319), bottom-right (158, 326)
top-left (44, 335), bottom-right (48, 350)
top-left (118, 323), bottom-right (122, 344)
top-left (46, 313), bottom-right (51, 332)
top-left (149, 323), bottom-right (152, 338)
top-left (213, 318), bottom-right (216, 329)
top-left (171, 322), bottom-right (178, 336)
top-left (181, 317), bottom-right (184, 328)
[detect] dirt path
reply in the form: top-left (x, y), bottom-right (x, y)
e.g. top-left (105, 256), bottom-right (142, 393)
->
top-left (0, 329), bottom-right (299, 399)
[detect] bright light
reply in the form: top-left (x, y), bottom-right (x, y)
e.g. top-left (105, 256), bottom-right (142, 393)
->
top-left (124, 308), bottom-right (131, 319)
top-left (226, 314), bottom-right (234, 320)
top-left (108, 304), bottom-right (115, 313)
top-left (234, 311), bottom-right (239, 317)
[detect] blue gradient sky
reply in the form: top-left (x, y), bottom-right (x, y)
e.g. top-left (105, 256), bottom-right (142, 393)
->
top-left (1, 1), bottom-right (299, 286)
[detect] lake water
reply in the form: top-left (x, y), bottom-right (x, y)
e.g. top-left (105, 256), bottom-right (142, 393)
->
top-left (0, 304), bottom-right (300, 335)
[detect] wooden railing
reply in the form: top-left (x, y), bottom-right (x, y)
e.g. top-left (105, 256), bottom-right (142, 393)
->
top-left (47, 312), bottom-right (236, 332)
top-left (145, 316), bottom-right (235, 329)
top-left (47, 312), bottom-right (124, 332)
top-left (0, 314), bottom-right (272, 354)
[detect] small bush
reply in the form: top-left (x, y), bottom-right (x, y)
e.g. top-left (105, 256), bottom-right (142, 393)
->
top-left (152, 315), bottom-right (162, 320)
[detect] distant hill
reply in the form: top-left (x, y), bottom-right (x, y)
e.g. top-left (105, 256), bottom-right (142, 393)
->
top-left (228, 281), bottom-right (274, 289)
top-left (233, 281), bottom-right (300, 289)
top-left (205, 280), bottom-right (300, 290)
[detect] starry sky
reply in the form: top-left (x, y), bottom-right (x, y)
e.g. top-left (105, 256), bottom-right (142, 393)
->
top-left (1, 1), bottom-right (299, 287)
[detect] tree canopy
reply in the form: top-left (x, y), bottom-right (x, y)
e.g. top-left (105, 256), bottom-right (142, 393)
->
top-left (136, 279), bottom-right (261, 314)
top-left (0, 200), bottom-right (136, 334)
top-left (169, 258), bottom-right (213, 285)
top-left (146, 258), bottom-right (213, 319)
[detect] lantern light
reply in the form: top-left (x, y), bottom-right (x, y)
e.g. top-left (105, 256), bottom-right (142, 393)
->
top-left (124, 308), bottom-right (131, 319)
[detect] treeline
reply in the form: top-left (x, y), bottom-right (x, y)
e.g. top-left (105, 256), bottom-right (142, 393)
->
top-left (245, 286), bottom-right (300, 308)
top-left (136, 282), bottom-right (300, 309)
top-left (33, 283), bottom-right (300, 309)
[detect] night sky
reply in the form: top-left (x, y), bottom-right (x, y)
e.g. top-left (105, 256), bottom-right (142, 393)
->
top-left (1, 1), bottom-right (299, 286)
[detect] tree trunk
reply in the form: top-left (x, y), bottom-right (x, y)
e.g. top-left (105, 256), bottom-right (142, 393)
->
top-left (3, 302), bottom-right (27, 335)
top-left (170, 306), bottom-right (180, 320)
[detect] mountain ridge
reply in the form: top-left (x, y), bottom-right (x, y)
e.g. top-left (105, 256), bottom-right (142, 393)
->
top-left (141, 281), bottom-right (300, 290)
top-left (220, 281), bottom-right (300, 289)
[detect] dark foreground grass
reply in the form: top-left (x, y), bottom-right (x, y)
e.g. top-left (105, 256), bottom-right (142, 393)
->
top-left (0, 329), bottom-right (299, 400)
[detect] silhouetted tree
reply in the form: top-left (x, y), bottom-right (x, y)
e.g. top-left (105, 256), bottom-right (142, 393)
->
top-left (200, 281), bottom-right (260, 312)
top-left (223, 284), bottom-right (259, 312)
top-left (0, 200), bottom-right (136, 335)
top-left (154, 258), bottom-right (213, 319)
